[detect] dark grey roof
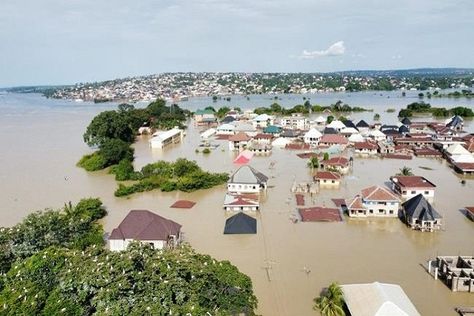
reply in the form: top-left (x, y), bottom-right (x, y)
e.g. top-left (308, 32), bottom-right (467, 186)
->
top-left (402, 194), bottom-right (442, 221)
top-left (229, 165), bottom-right (268, 184)
top-left (447, 115), bottom-right (463, 127)
top-left (399, 125), bottom-right (409, 133)
top-left (344, 120), bottom-right (359, 130)
top-left (323, 127), bottom-right (338, 134)
top-left (401, 117), bottom-right (412, 125)
top-left (222, 116), bottom-right (236, 123)
top-left (356, 120), bottom-right (370, 128)
top-left (381, 125), bottom-right (399, 131)
top-left (224, 213), bottom-right (257, 234)
top-left (281, 129), bottom-right (301, 137)
top-left (383, 129), bottom-right (400, 136)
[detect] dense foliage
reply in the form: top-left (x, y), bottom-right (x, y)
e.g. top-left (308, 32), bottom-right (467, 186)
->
top-left (398, 102), bottom-right (474, 117)
top-left (253, 100), bottom-right (370, 116)
top-left (0, 198), bottom-right (106, 275)
top-left (0, 203), bottom-right (258, 315)
top-left (112, 158), bottom-right (229, 197)
top-left (79, 101), bottom-right (189, 172)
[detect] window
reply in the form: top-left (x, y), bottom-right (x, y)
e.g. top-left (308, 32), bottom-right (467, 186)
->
top-left (389, 210), bottom-right (394, 214)
top-left (424, 191), bottom-right (429, 195)
top-left (331, 180), bottom-right (335, 183)
top-left (379, 209), bottom-right (384, 213)
top-left (411, 191), bottom-right (416, 194)
top-left (369, 209), bottom-right (374, 214)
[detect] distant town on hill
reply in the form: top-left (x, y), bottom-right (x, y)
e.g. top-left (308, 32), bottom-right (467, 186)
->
top-left (6, 68), bottom-right (474, 103)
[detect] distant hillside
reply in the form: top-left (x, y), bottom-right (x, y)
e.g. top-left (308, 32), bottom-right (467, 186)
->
top-left (330, 68), bottom-right (474, 77)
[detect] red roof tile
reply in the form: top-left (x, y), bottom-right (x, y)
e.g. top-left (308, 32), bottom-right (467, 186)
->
top-left (391, 176), bottom-right (436, 188)
top-left (170, 200), bottom-right (196, 209)
top-left (298, 207), bottom-right (342, 222)
top-left (355, 141), bottom-right (378, 150)
top-left (254, 133), bottom-right (273, 139)
top-left (324, 156), bottom-right (349, 166)
top-left (320, 134), bottom-right (349, 145)
top-left (347, 196), bottom-right (365, 210)
top-left (228, 132), bottom-right (250, 142)
top-left (361, 186), bottom-right (399, 201)
top-left (331, 198), bottom-right (346, 207)
top-left (314, 171), bottom-right (341, 180)
top-left (295, 194), bottom-right (305, 206)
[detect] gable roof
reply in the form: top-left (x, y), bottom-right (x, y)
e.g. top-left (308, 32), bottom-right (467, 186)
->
top-left (361, 186), bottom-right (399, 201)
top-left (314, 171), bottom-right (341, 181)
top-left (223, 193), bottom-right (259, 207)
top-left (304, 128), bottom-right (322, 138)
top-left (229, 165), bottom-right (268, 184)
top-left (228, 132), bottom-right (251, 142)
top-left (320, 134), bottom-right (349, 145)
top-left (221, 116), bottom-right (236, 123)
top-left (324, 156), bottom-right (349, 166)
top-left (356, 119), bottom-right (370, 128)
top-left (347, 196), bottom-right (366, 210)
top-left (402, 194), bottom-right (442, 220)
top-left (355, 141), bottom-right (378, 150)
top-left (391, 176), bottom-right (436, 189)
top-left (253, 114), bottom-right (272, 121)
top-left (224, 213), bottom-right (257, 234)
top-left (344, 120), bottom-right (358, 130)
top-left (342, 282), bottom-right (420, 316)
top-left (263, 125), bottom-right (282, 134)
top-left (446, 143), bottom-right (470, 156)
top-left (400, 117), bottom-right (412, 125)
top-left (109, 210), bottom-right (181, 241)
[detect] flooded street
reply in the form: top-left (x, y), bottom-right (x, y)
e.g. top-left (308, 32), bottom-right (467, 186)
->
top-left (0, 92), bottom-right (473, 315)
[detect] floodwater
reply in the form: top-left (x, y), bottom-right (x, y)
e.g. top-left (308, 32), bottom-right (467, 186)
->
top-left (0, 91), bottom-right (473, 315)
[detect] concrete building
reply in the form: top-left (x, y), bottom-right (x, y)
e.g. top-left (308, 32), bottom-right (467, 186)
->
top-left (354, 141), bottom-right (378, 156)
top-left (150, 128), bottom-right (184, 149)
top-left (252, 114), bottom-right (274, 128)
top-left (428, 256), bottom-right (474, 292)
top-left (228, 165), bottom-right (268, 194)
top-left (223, 193), bottom-right (259, 212)
top-left (342, 282), bottom-right (421, 316)
top-left (303, 128), bottom-right (322, 146)
top-left (279, 114), bottom-right (308, 130)
top-left (228, 132), bottom-right (251, 151)
top-left (109, 210), bottom-right (181, 251)
top-left (390, 176), bottom-right (436, 202)
top-left (402, 194), bottom-right (442, 232)
top-left (347, 186), bottom-right (400, 217)
top-left (314, 171), bottom-right (341, 188)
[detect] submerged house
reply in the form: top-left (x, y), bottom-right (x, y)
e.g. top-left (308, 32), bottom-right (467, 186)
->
top-left (223, 193), bottom-right (259, 212)
top-left (252, 114), bottom-right (274, 128)
top-left (224, 212), bottom-right (257, 234)
top-left (228, 132), bottom-right (251, 151)
top-left (402, 194), bottom-right (442, 232)
top-left (341, 282), bottom-right (420, 316)
top-left (228, 165), bottom-right (268, 194)
top-left (390, 176), bottom-right (436, 202)
top-left (314, 171), bottom-right (341, 188)
top-left (354, 141), bottom-right (378, 156)
top-left (320, 156), bottom-right (351, 174)
top-left (194, 109), bottom-right (217, 126)
top-left (109, 210), bottom-right (182, 251)
top-left (428, 256), bottom-right (474, 292)
top-left (303, 128), bottom-right (323, 146)
top-left (347, 186), bottom-right (400, 218)
top-left (150, 128), bottom-right (184, 149)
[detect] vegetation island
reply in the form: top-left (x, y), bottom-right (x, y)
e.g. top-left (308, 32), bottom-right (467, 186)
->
top-left (0, 199), bottom-right (257, 314)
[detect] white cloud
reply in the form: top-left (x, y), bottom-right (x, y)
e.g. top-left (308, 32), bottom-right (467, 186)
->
top-left (299, 41), bottom-right (346, 59)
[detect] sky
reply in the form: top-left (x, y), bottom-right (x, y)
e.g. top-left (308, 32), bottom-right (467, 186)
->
top-left (1, 0), bottom-right (473, 87)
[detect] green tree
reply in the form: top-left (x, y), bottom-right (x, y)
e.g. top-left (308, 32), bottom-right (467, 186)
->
top-left (397, 166), bottom-right (413, 176)
top-left (307, 156), bottom-right (319, 169)
top-left (323, 152), bottom-right (330, 161)
top-left (313, 282), bottom-right (345, 316)
top-left (217, 106), bottom-right (231, 118)
top-left (83, 111), bottom-right (134, 146)
top-left (99, 138), bottom-right (134, 166)
top-left (326, 116), bottom-right (335, 124)
top-left (373, 113), bottom-right (381, 121)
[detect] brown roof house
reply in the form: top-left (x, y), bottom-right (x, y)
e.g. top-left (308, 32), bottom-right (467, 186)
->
top-left (390, 176), bottom-right (436, 202)
top-left (109, 210), bottom-right (182, 251)
top-left (347, 186), bottom-right (400, 218)
top-left (228, 132), bottom-right (251, 151)
top-left (314, 171), bottom-right (341, 188)
top-left (320, 156), bottom-right (351, 174)
top-left (354, 141), bottom-right (378, 156)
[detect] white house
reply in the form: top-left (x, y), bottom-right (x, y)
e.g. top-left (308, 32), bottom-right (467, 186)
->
top-left (315, 116), bottom-right (326, 126)
top-left (342, 282), bottom-right (420, 316)
top-left (279, 115), bottom-right (308, 130)
top-left (228, 165), bottom-right (268, 194)
top-left (200, 128), bottom-right (216, 139)
top-left (327, 120), bottom-right (346, 132)
top-left (223, 193), bottom-right (259, 211)
top-left (391, 176), bottom-right (436, 202)
top-left (252, 114), bottom-right (274, 128)
top-left (109, 210), bottom-right (182, 251)
top-left (150, 128), bottom-right (184, 149)
top-left (303, 128), bottom-right (323, 146)
top-left (347, 185), bottom-right (400, 217)
top-left (369, 129), bottom-right (387, 142)
top-left (216, 123), bottom-right (236, 135)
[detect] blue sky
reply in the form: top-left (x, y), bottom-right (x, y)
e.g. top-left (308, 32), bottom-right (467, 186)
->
top-left (1, 0), bottom-right (473, 87)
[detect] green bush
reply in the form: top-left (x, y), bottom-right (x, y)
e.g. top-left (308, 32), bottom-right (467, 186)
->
top-left (202, 148), bottom-right (211, 154)
top-left (77, 152), bottom-right (106, 171)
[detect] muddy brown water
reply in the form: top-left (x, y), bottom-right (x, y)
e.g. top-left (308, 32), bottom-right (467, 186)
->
top-left (0, 93), bottom-right (473, 315)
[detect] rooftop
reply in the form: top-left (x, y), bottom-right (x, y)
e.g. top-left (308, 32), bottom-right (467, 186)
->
top-left (391, 176), bottom-right (436, 188)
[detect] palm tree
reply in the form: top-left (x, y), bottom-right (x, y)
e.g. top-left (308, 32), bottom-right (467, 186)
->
top-left (398, 166), bottom-right (413, 176)
top-left (313, 282), bottom-right (345, 316)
